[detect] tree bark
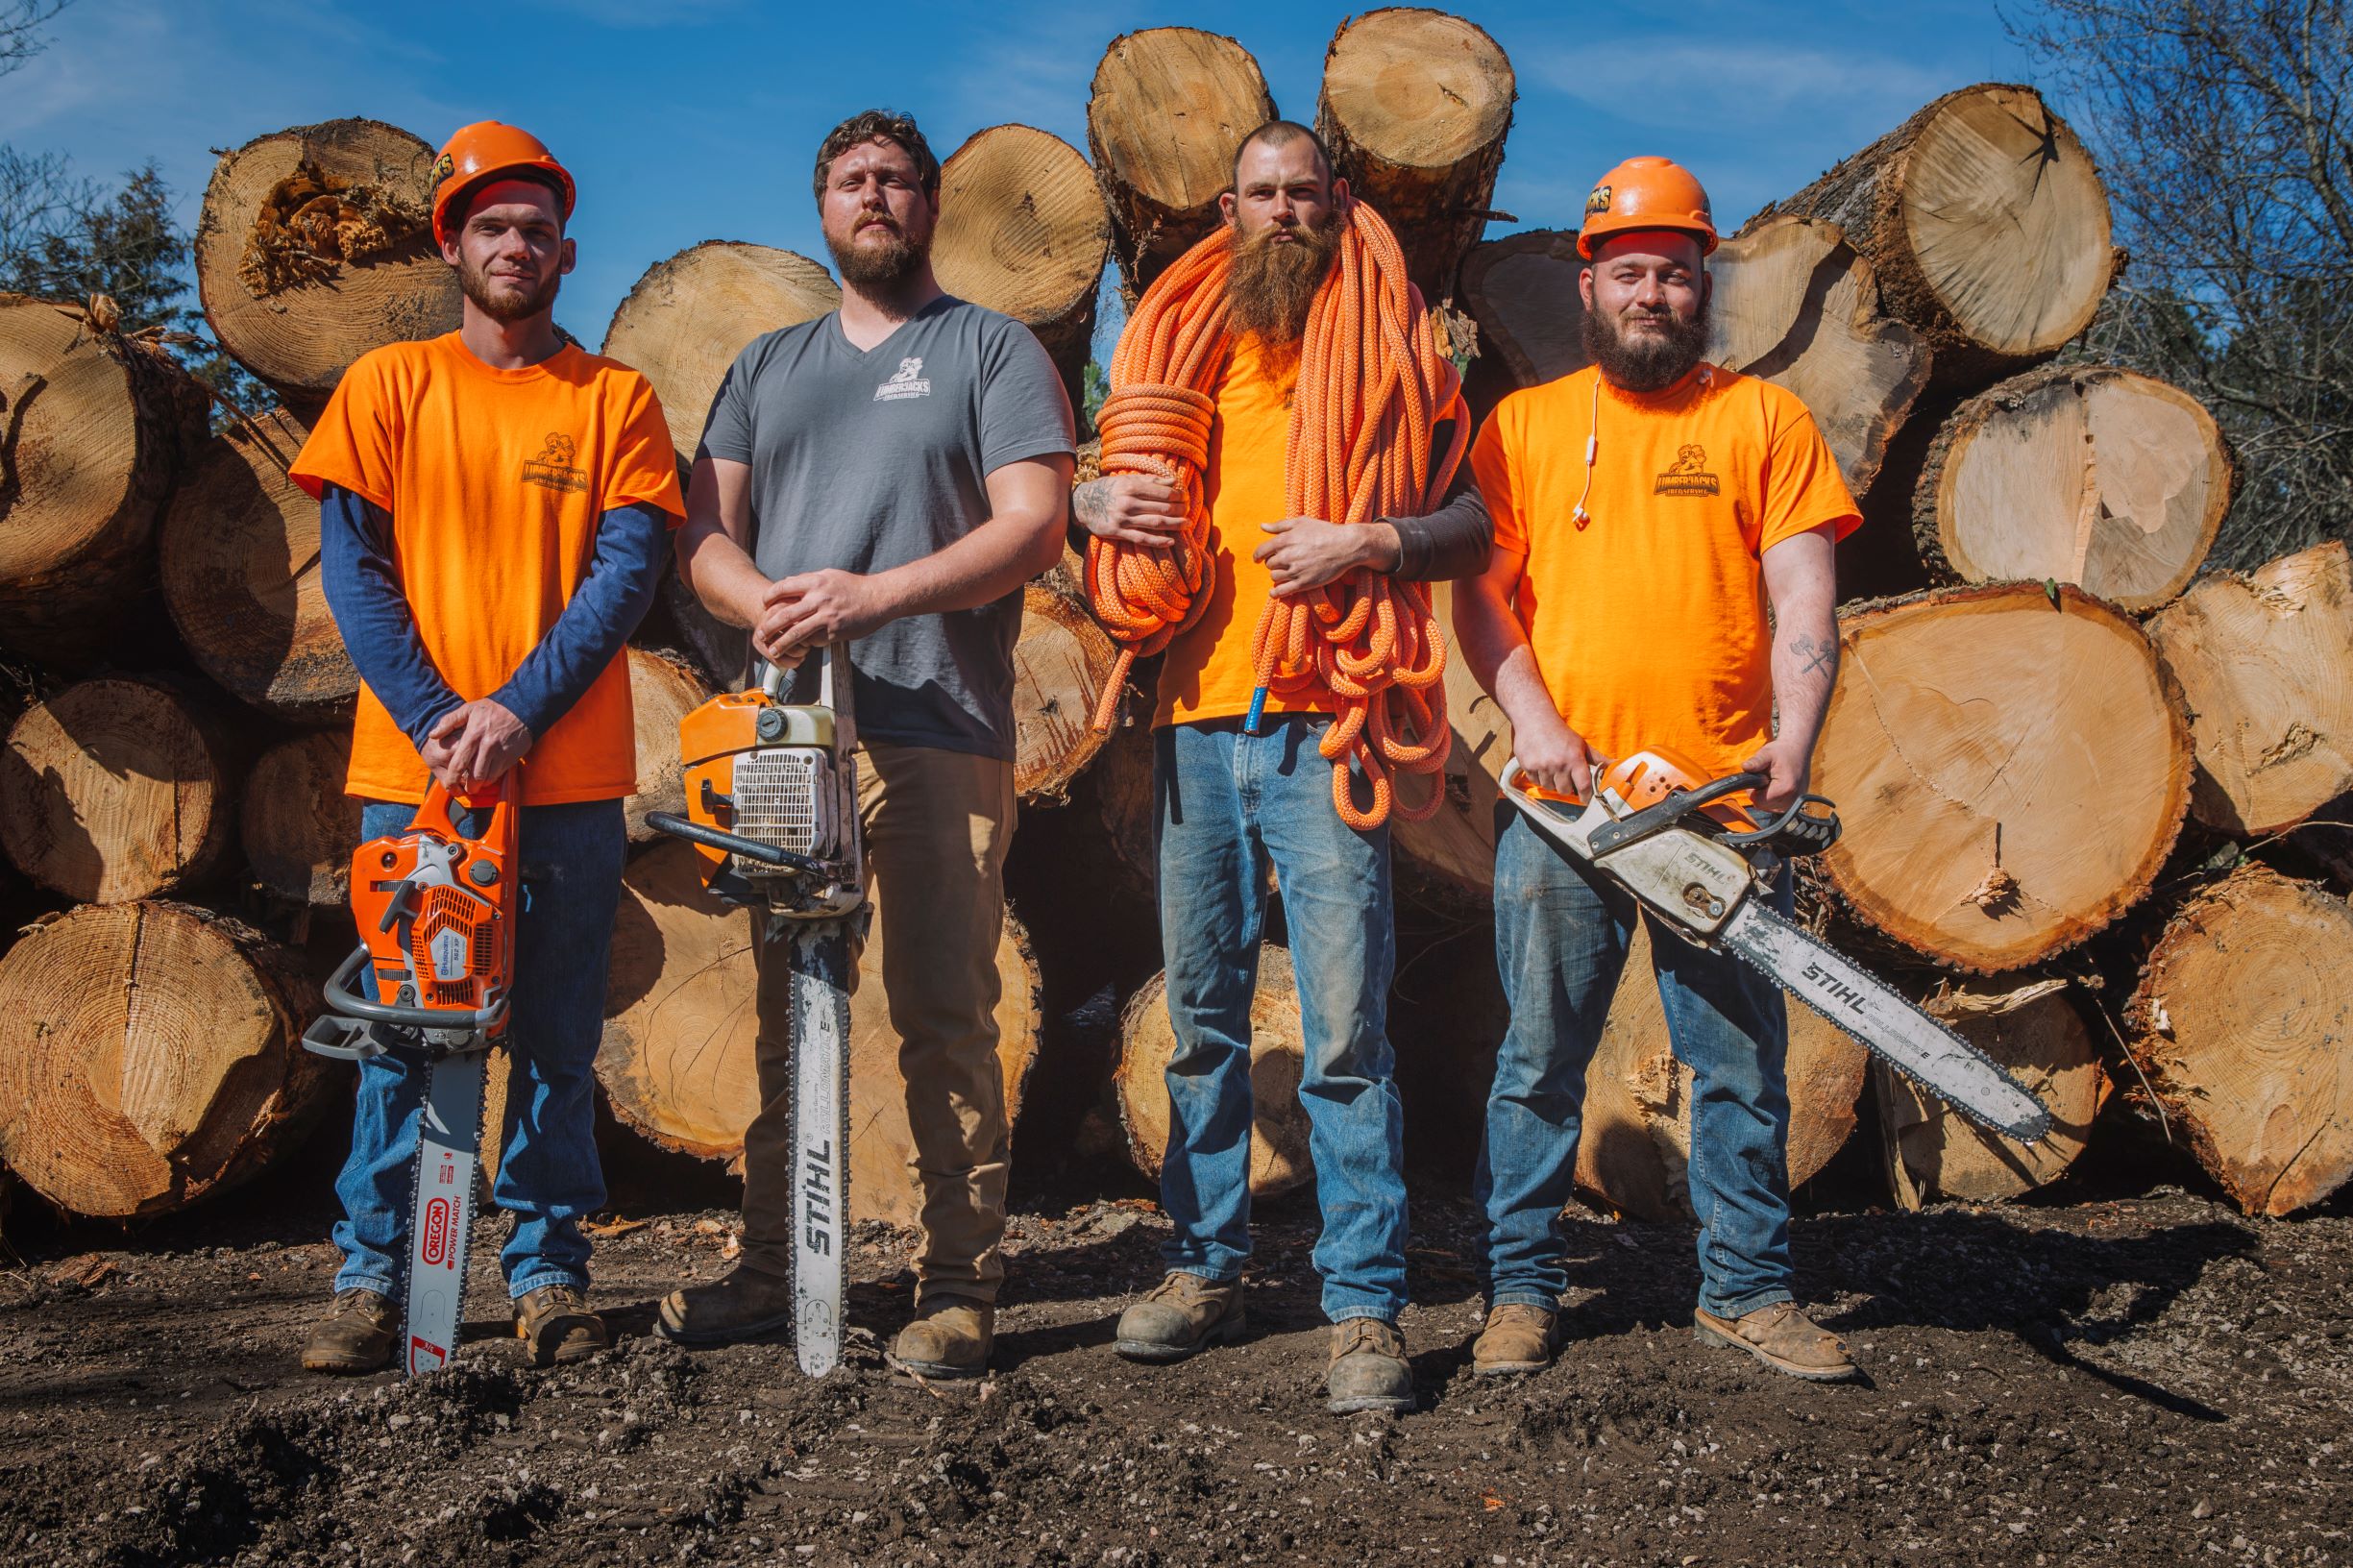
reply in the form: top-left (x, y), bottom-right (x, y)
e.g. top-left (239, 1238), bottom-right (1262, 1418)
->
top-left (1813, 583), bottom-right (2193, 971)
top-left (933, 125), bottom-right (1111, 407)
top-left (1315, 8), bottom-right (1514, 305)
top-left (2125, 864), bottom-right (2353, 1216)
top-left (624, 646), bottom-right (712, 845)
top-left (1876, 976), bottom-right (2107, 1207)
top-left (2145, 541), bottom-right (2353, 837)
top-left (1745, 84), bottom-right (2116, 390)
top-left (1574, 922), bottom-right (1868, 1223)
top-left (194, 119), bottom-right (459, 400)
top-left (1915, 364), bottom-right (2232, 611)
top-left (1, 676), bottom-right (240, 903)
top-left (1014, 581), bottom-right (1119, 804)
top-left (1115, 943), bottom-right (1312, 1200)
top-left (0, 296), bottom-right (205, 667)
top-left (160, 404), bottom-right (357, 721)
top-left (243, 729), bottom-right (362, 907)
top-left (601, 242), bottom-right (841, 465)
top-left (1088, 28), bottom-right (1276, 296)
top-left (599, 839), bottom-right (1041, 1226)
top-left (0, 901), bottom-right (324, 1217)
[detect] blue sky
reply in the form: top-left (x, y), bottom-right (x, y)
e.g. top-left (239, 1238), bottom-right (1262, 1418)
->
top-left (1, 0), bottom-right (2040, 356)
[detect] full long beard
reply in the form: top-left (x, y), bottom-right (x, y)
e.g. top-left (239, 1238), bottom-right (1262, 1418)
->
top-left (830, 222), bottom-right (930, 296)
top-left (1582, 295), bottom-right (1711, 393)
top-left (1227, 215), bottom-right (1341, 346)
top-left (458, 255), bottom-right (561, 324)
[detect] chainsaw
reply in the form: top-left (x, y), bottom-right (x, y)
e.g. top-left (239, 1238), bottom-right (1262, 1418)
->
top-left (1500, 747), bottom-right (2051, 1142)
top-left (647, 645), bottom-right (866, 1376)
top-left (305, 776), bottom-right (517, 1377)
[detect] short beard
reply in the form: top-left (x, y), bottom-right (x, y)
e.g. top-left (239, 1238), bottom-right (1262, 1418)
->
top-left (1582, 293), bottom-right (1711, 393)
top-left (457, 255), bottom-right (561, 325)
top-left (829, 221), bottom-right (930, 297)
top-left (1227, 213), bottom-right (1341, 348)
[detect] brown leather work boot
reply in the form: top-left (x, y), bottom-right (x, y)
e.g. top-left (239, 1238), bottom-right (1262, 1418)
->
top-left (1114, 1271), bottom-right (1246, 1362)
top-left (1693, 1301), bottom-right (1859, 1383)
top-left (1471, 1303), bottom-right (1559, 1377)
top-left (894, 1296), bottom-right (993, 1379)
top-left (301, 1287), bottom-right (398, 1374)
top-left (1326, 1318), bottom-right (1414, 1414)
top-left (515, 1285), bottom-right (609, 1367)
top-left (656, 1265), bottom-right (796, 1346)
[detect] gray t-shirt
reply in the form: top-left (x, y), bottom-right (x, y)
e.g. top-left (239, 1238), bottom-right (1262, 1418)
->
top-left (698, 296), bottom-right (1074, 759)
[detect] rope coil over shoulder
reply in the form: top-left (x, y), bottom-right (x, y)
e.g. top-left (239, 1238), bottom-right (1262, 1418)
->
top-left (1084, 202), bottom-right (1468, 830)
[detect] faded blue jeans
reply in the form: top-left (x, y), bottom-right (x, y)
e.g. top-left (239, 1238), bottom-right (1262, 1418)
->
top-left (1153, 716), bottom-right (1409, 1325)
top-left (1479, 803), bottom-right (1796, 1320)
top-left (331, 796), bottom-right (626, 1301)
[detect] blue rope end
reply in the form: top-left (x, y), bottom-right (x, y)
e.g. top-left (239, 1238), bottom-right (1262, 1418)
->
top-left (1243, 686), bottom-right (1269, 736)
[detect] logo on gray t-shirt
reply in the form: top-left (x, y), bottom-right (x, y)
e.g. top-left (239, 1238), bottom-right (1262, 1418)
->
top-left (697, 297), bottom-right (1075, 761)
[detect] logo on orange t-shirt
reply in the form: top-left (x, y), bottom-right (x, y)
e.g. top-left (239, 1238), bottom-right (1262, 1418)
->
top-left (1654, 443), bottom-right (1720, 497)
top-left (521, 431), bottom-right (587, 494)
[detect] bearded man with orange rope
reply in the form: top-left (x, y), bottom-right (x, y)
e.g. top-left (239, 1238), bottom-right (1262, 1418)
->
top-left (1074, 121), bottom-right (1490, 1415)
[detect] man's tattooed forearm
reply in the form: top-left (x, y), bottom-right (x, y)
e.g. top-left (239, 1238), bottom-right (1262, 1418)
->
top-left (1791, 632), bottom-right (1836, 677)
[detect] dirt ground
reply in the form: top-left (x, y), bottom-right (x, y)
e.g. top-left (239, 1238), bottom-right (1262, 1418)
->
top-left (0, 1132), bottom-right (2347, 1568)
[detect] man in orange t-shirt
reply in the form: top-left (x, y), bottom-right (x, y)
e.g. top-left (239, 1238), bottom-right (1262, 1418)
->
top-left (1072, 123), bottom-right (1489, 1414)
top-left (1455, 158), bottom-right (1863, 1384)
top-left (288, 124), bottom-right (682, 1375)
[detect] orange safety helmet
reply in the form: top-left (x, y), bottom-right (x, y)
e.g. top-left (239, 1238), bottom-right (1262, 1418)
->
top-left (1577, 156), bottom-right (1717, 258)
top-left (429, 121), bottom-right (576, 247)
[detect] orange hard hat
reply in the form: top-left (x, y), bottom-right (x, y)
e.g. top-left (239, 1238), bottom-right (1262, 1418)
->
top-left (1577, 156), bottom-right (1717, 258)
top-left (429, 121), bottom-right (576, 246)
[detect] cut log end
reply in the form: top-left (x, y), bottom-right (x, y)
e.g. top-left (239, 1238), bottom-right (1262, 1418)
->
top-left (1014, 582), bottom-right (1119, 803)
top-left (1089, 28), bottom-right (1276, 293)
top-left (1919, 364), bottom-right (2232, 611)
top-left (1115, 944), bottom-right (1311, 1199)
top-left (625, 647), bottom-right (714, 844)
top-left (0, 902), bottom-right (324, 1217)
top-left (243, 730), bottom-right (361, 907)
top-left (195, 120), bottom-right (461, 395)
top-left (1, 677), bottom-right (238, 904)
top-left (2146, 541), bottom-right (2353, 837)
top-left (1815, 583), bottom-right (2192, 972)
top-left (933, 126), bottom-right (1110, 392)
top-left (2126, 865), bottom-right (2353, 1216)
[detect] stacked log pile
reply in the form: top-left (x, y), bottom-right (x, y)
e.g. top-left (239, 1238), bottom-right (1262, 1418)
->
top-left (0, 21), bottom-right (2343, 1233)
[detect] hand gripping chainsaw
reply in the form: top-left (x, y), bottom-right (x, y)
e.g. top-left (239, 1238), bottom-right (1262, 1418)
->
top-left (305, 777), bottom-right (517, 1377)
top-left (1501, 747), bottom-right (2051, 1142)
top-left (647, 645), bottom-right (867, 1377)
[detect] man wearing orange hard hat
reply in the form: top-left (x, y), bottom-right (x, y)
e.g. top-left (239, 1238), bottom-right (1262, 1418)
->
top-left (291, 121), bottom-right (684, 1373)
top-left (1454, 157), bottom-right (1864, 1382)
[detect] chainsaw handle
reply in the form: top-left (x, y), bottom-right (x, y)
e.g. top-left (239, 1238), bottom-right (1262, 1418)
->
top-left (1720, 791), bottom-right (1842, 855)
top-left (645, 811), bottom-right (829, 877)
top-left (308, 945), bottom-right (510, 1041)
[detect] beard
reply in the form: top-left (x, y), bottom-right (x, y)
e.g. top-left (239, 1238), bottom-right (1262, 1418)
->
top-left (829, 217), bottom-right (930, 295)
top-left (1227, 212), bottom-right (1342, 348)
top-left (457, 253), bottom-right (561, 324)
top-left (1582, 292), bottom-right (1711, 393)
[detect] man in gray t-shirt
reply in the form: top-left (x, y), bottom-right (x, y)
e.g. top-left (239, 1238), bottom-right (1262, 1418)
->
top-left (657, 110), bottom-right (1074, 1379)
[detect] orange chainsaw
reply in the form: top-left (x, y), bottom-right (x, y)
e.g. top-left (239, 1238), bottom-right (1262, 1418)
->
top-left (305, 776), bottom-right (517, 1377)
top-left (1501, 746), bottom-right (2049, 1141)
top-left (647, 648), bottom-right (864, 1375)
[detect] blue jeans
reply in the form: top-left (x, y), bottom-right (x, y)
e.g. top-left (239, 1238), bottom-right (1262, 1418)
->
top-left (1478, 805), bottom-right (1795, 1319)
top-left (1153, 716), bottom-right (1409, 1325)
top-left (331, 796), bottom-right (626, 1300)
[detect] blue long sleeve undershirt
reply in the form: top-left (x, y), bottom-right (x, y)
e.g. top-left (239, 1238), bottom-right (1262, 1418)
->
top-left (317, 482), bottom-right (671, 749)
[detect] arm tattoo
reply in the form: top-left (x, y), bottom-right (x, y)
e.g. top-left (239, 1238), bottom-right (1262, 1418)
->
top-left (1791, 632), bottom-right (1836, 677)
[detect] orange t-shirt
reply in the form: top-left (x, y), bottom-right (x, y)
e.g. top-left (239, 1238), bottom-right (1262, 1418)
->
top-left (291, 332), bottom-right (684, 805)
top-left (1470, 364), bottom-right (1859, 779)
top-left (1154, 334), bottom-right (1330, 728)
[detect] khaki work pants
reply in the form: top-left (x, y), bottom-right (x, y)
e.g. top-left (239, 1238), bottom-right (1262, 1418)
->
top-left (740, 740), bottom-right (1016, 1305)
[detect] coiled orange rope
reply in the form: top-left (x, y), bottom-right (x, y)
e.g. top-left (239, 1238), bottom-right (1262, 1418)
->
top-left (1084, 200), bottom-right (1467, 829)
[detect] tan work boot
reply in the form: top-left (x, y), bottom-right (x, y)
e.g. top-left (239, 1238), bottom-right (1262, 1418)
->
top-left (1114, 1271), bottom-right (1245, 1362)
top-left (515, 1284), bottom-right (609, 1367)
top-left (301, 1287), bottom-right (398, 1374)
top-left (1693, 1301), bottom-right (1859, 1383)
top-left (656, 1265), bottom-right (796, 1346)
top-left (1472, 1303), bottom-right (1559, 1377)
top-left (1326, 1318), bottom-right (1414, 1414)
top-left (894, 1296), bottom-right (993, 1379)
